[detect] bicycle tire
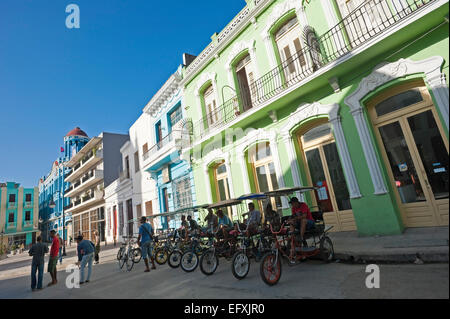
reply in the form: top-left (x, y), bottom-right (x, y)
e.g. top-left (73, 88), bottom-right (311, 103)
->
top-left (117, 247), bottom-right (124, 261)
top-left (199, 250), bottom-right (219, 276)
top-left (155, 248), bottom-right (169, 265)
top-left (260, 252), bottom-right (282, 286)
top-left (119, 253), bottom-right (127, 270)
top-left (168, 250), bottom-right (182, 268)
top-left (231, 251), bottom-right (250, 280)
top-left (132, 248), bottom-right (142, 263)
top-left (319, 236), bottom-right (334, 263)
top-left (180, 251), bottom-right (199, 272)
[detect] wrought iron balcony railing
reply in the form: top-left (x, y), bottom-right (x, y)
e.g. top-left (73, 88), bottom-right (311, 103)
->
top-left (142, 131), bottom-right (176, 161)
top-left (190, 0), bottom-right (436, 140)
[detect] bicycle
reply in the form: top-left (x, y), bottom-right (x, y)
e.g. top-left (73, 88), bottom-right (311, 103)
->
top-left (118, 236), bottom-right (138, 272)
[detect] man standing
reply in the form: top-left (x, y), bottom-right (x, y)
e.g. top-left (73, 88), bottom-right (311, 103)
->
top-left (28, 236), bottom-right (48, 291)
top-left (47, 230), bottom-right (59, 286)
top-left (93, 231), bottom-right (101, 264)
top-left (137, 216), bottom-right (156, 273)
top-left (57, 233), bottom-right (63, 265)
top-left (245, 202), bottom-right (261, 236)
top-left (75, 235), bottom-right (95, 284)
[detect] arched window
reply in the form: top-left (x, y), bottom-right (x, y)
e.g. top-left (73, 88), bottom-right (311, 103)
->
top-left (202, 84), bottom-right (219, 127)
top-left (274, 16), bottom-right (306, 81)
top-left (235, 54), bottom-right (256, 112)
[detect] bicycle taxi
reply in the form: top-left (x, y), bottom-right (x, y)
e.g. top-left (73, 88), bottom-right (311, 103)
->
top-left (258, 186), bottom-right (334, 286)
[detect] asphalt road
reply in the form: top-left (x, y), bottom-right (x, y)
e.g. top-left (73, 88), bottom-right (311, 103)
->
top-left (0, 246), bottom-right (448, 299)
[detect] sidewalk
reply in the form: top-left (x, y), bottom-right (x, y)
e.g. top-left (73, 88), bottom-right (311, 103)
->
top-left (329, 226), bottom-right (449, 264)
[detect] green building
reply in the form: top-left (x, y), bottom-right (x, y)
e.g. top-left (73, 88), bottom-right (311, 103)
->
top-left (1, 182), bottom-right (40, 249)
top-left (180, 0), bottom-right (449, 235)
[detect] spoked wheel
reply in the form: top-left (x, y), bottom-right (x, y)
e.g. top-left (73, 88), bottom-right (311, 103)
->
top-left (132, 248), bottom-right (142, 263)
top-left (200, 250), bottom-right (219, 275)
top-left (126, 252), bottom-right (134, 272)
top-left (118, 253), bottom-right (127, 270)
top-left (155, 248), bottom-right (169, 265)
top-left (117, 247), bottom-right (124, 261)
top-left (168, 250), bottom-right (182, 268)
top-left (260, 252), bottom-right (282, 286)
top-left (319, 236), bottom-right (334, 263)
top-left (231, 251), bottom-right (250, 280)
top-left (180, 251), bottom-right (199, 272)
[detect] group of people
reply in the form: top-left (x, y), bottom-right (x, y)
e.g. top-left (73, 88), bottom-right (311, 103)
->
top-left (174, 196), bottom-right (316, 244)
top-left (28, 229), bottom-right (103, 291)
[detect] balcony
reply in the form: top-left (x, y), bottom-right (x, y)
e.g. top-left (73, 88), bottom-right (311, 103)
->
top-left (65, 189), bottom-right (103, 214)
top-left (6, 222), bottom-right (15, 229)
top-left (7, 202), bottom-right (16, 210)
top-left (24, 201), bottom-right (32, 208)
top-left (189, 0), bottom-right (439, 142)
top-left (65, 149), bottom-right (103, 183)
top-left (142, 129), bottom-right (189, 169)
top-left (23, 220), bottom-right (33, 228)
top-left (119, 170), bottom-right (130, 182)
top-left (65, 170), bottom-right (103, 198)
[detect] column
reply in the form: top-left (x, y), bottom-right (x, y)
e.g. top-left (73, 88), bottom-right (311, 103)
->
top-left (280, 133), bottom-right (305, 202)
top-left (269, 135), bottom-right (289, 208)
top-left (426, 72), bottom-right (449, 131)
top-left (238, 152), bottom-right (251, 195)
top-left (204, 166), bottom-right (213, 204)
top-left (350, 107), bottom-right (387, 195)
top-left (329, 113), bottom-right (362, 199)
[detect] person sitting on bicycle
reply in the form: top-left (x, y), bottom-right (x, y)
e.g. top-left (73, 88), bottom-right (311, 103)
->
top-left (245, 202), bottom-right (261, 237)
top-left (203, 208), bottom-right (218, 234)
top-left (187, 215), bottom-right (200, 236)
top-left (288, 197), bottom-right (315, 242)
top-left (137, 216), bottom-right (156, 272)
top-left (179, 215), bottom-right (190, 240)
top-left (264, 202), bottom-right (281, 232)
top-left (216, 209), bottom-right (233, 240)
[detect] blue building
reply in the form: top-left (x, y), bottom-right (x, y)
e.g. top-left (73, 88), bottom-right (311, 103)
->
top-left (141, 68), bottom-right (197, 229)
top-left (38, 127), bottom-right (90, 241)
top-left (0, 182), bottom-right (39, 248)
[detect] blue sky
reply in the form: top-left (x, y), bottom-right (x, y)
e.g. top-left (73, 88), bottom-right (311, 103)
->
top-left (0, 0), bottom-right (245, 188)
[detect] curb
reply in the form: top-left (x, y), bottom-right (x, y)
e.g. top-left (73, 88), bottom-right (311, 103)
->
top-left (334, 252), bottom-right (449, 264)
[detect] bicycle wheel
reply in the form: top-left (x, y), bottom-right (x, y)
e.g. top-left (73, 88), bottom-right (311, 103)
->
top-left (319, 236), bottom-right (334, 263)
top-left (168, 250), bottom-right (182, 268)
top-left (260, 252), bottom-right (282, 286)
top-left (231, 251), bottom-right (250, 280)
top-left (199, 249), bottom-right (219, 275)
top-left (126, 250), bottom-right (134, 271)
top-left (155, 248), bottom-right (169, 265)
top-left (180, 251), bottom-right (199, 272)
top-left (118, 252), bottom-right (127, 270)
top-left (132, 248), bottom-right (142, 263)
top-left (117, 247), bottom-right (124, 261)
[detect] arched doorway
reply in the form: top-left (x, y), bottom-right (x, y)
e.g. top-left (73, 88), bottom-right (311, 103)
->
top-left (367, 79), bottom-right (449, 227)
top-left (296, 120), bottom-right (356, 231)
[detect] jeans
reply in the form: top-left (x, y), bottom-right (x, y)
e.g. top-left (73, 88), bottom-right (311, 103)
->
top-left (58, 247), bottom-right (63, 264)
top-left (140, 241), bottom-right (153, 259)
top-left (31, 263), bottom-right (44, 289)
top-left (80, 252), bottom-right (94, 283)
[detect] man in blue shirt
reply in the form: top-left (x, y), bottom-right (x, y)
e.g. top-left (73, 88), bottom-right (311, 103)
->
top-left (137, 216), bottom-right (156, 272)
top-left (75, 235), bottom-right (95, 284)
top-left (217, 209), bottom-right (233, 240)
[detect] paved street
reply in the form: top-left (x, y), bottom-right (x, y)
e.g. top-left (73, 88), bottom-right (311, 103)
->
top-left (0, 246), bottom-right (448, 299)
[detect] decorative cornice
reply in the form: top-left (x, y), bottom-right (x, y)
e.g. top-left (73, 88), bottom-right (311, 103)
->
top-left (261, 0), bottom-right (302, 40)
top-left (345, 56), bottom-right (444, 111)
top-left (143, 71), bottom-right (182, 117)
top-left (225, 40), bottom-right (256, 71)
top-left (195, 72), bottom-right (217, 97)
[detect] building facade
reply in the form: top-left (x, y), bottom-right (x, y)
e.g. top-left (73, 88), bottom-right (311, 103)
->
top-left (1, 182), bottom-right (39, 247)
top-left (181, 0), bottom-right (449, 235)
top-left (64, 132), bottom-right (129, 242)
top-left (141, 68), bottom-right (196, 230)
top-left (38, 127), bottom-right (90, 242)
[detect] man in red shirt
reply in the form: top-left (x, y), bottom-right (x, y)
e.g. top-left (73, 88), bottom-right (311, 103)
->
top-left (288, 197), bottom-right (315, 241)
top-left (47, 230), bottom-right (59, 286)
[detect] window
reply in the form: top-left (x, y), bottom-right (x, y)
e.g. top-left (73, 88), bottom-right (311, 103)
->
top-left (169, 106), bottom-right (183, 128)
top-left (162, 188), bottom-right (169, 213)
top-left (126, 199), bottom-right (133, 237)
top-left (214, 161), bottom-right (232, 218)
top-left (203, 84), bottom-right (219, 127)
top-left (173, 175), bottom-right (193, 210)
top-left (118, 202), bottom-right (124, 236)
top-left (145, 201), bottom-right (154, 228)
top-left (9, 194), bottom-right (16, 202)
top-left (156, 122), bottom-right (163, 144)
top-left (26, 194), bottom-right (32, 202)
top-left (25, 211), bottom-right (31, 221)
top-left (125, 156), bottom-right (130, 179)
top-left (249, 142), bottom-right (282, 211)
top-left (274, 16), bottom-right (306, 81)
top-left (136, 204), bottom-right (142, 220)
top-left (235, 54), bottom-right (255, 112)
top-left (142, 143), bottom-right (148, 155)
top-left (8, 213), bottom-right (14, 223)
top-left (134, 151), bottom-right (140, 172)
